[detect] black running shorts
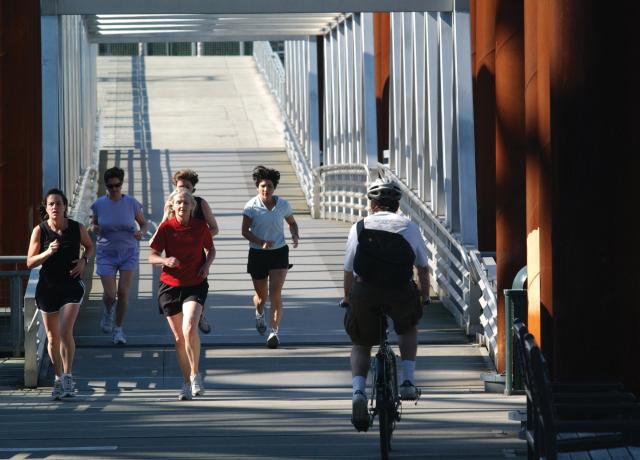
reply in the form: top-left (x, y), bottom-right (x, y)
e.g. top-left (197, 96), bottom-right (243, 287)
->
top-left (157, 280), bottom-right (209, 317)
top-left (247, 245), bottom-right (291, 280)
top-left (35, 278), bottom-right (85, 313)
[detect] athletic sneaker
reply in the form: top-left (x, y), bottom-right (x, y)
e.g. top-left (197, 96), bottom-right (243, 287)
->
top-left (62, 374), bottom-right (75, 397)
top-left (190, 373), bottom-right (205, 396)
top-left (266, 331), bottom-right (279, 349)
top-left (178, 383), bottom-right (192, 401)
top-left (198, 313), bottom-right (212, 334)
top-left (351, 390), bottom-right (369, 432)
top-left (113, 327), bottom-right (127, 345)
top-left (255, 314), bottom-right (267, 335)
top-left (100, 308), bottom-right (113, 333)
top-left (51, 378), bottom-right (63, 401)
top-left (399, 380), bottom-right (421, 400)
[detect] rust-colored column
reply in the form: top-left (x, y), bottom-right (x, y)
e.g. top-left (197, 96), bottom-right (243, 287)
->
top-left (373, 13), bottom-right (390, 160)
top-left (548, 0), bottom-right (640, 394)
top-left (523, 0), bottom-right (553, 351)
top-left (0, 0), bottom-right (42, 257)
top-left (494, 0), bottom-right (526, 372)
top-left (471, 0), bottom-right (497, 253)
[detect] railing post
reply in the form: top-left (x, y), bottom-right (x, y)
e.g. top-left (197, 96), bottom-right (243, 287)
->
top-left (23, 270), bottom-right (41, 388)
top-left (10, 275), bottom-right (23, 357)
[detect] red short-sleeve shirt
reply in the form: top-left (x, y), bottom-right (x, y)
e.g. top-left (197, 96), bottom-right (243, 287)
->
top-left (150, 217), bottom-right (213, 287)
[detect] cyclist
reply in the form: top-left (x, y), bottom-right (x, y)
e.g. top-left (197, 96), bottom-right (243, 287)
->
top-left (341, 178), bottom-right (431, 431)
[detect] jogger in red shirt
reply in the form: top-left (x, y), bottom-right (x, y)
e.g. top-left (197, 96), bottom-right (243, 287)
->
top-left (150, 188), bottom-right (215, 400)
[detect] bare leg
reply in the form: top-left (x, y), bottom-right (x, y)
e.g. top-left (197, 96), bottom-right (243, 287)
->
top-left (166, 313), bottom-right (190, 382)
top-left (398, 326), bottom-right (418, 361)
top-left (182, 301), bottom-right (202, 376)
top-left (41, 311), bottom-right (62, 377)
top-left (58, 303), bottom-right (80, 374)
top-left (115, 270), bottom-right (135, 328)
top-left (99, 275), bottom-right (117, 313)
top-left (351, 344), bottom-right (372, 378)
top-left (252, 278), bottom-right (268, 316)
top-left (267, 268), bottom-right (288, 331)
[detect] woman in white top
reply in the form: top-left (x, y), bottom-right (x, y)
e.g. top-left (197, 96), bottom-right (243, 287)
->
top-left (241, 166), bottom-right (299, 349)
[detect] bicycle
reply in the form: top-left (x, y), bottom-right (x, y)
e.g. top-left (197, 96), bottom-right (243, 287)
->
top-left (370, 307), bottom-right (401, 460)
top-left (340, 301), bottom-right (402, 460)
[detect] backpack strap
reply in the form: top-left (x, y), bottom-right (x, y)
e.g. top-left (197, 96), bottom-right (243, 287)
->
top-left (356, 219), bottom-right (365, 237)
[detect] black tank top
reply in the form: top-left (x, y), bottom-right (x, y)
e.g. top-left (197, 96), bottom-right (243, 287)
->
top-left (194, 196), bottom-right (205, 221)
top-left (38, 219), bottom-right (81, 282)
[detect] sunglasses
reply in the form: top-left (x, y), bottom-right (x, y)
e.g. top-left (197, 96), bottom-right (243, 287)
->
top-left (106, 182), bottom-right (123, 189)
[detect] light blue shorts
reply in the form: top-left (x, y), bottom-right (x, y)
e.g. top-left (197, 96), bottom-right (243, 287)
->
top-left (96, 246), bottom-right (139, 276)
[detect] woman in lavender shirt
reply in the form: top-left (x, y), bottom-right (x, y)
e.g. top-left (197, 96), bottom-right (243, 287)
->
top-left (90, 167), bottom-right (148, 345)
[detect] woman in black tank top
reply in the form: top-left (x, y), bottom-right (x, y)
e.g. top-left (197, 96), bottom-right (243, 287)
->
top-left (27, 188), bottom-right (94, 400)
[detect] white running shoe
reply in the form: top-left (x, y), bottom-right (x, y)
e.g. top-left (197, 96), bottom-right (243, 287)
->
top-left (112, 327), bottom-right (127, 345)
top-left (399, 380), bottom-right (421, 400)
top-left (51, 378), bottom-right (63, 401)
top-left (100, 309), bottom-right (113, 333)
top-left (178, 383), bottom-right (192, 401)
top-left (351, 390), bottom-right (369, 432)
top-left (190, 373), bottom-right (205, 396)
top-left (62, 374), bottom-right (75, 397)
top-left (255, 314), bottom-right (267, 335)
top-left (266, 331), bottom-right (279, 349)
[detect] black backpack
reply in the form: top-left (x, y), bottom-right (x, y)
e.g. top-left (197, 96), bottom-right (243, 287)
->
top-left (353, 219), bottom-right (415, 287)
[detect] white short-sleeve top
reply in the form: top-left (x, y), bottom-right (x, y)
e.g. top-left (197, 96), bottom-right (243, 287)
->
top-left (243, 195), bottom-right (293, 250)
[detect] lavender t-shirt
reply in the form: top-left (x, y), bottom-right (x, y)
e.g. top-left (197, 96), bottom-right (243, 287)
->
top-left (91, 194), bottom-right (143, 250)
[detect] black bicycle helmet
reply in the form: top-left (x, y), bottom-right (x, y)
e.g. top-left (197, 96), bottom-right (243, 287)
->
top-left (367, 178), bottom-right (402, 201)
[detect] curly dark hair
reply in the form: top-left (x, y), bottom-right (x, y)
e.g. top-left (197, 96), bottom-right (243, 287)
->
top-left (40, 188), bottom-right (69, 220)
top-left (252, 165), bottom-right (280, 188)
top-left (173, 169), bottom-right (199, 188)
top-left (104, 166), bottom-right (125, 184)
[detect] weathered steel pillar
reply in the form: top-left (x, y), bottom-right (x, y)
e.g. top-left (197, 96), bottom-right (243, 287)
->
top-left (494, 0), bottom-right (526, 373)
top-left (523, 0), bottom-right (553, 354)
top-left (0, 0), bottom-right (42, 256)
top-left (547, 0), bottom-right (640, 394)
top-left (374, 13), bottom-right (390, 161)
top-left (471, 0), bottom-right (497, 253)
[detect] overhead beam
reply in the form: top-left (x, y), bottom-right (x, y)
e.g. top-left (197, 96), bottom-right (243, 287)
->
top-left (90, 33), bottom-right (324, 44)
top-left (42, 0), bottom-right (454, 15)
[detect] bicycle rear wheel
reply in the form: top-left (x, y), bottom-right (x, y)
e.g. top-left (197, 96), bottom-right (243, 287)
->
top-left (375, 353), bottom-right (394, 460)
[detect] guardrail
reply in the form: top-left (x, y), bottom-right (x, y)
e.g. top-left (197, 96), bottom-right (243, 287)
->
top-left (0, 256), bottom-right (30, 357)
top-left (254, 6), bottom-right (499, 358)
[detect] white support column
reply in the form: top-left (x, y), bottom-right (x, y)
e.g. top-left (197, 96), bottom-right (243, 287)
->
top-left (353, 14), bottom-right (363, 164)
top-left (41, 15), bottom-right (61, 191)
top-left (307, 36), bottom-right (321, 169)
top-left (453, 0), bottom-right (478, 246)
top-left (361, 13), bottom-right (378, 171)
top-left (438, 12), bottom-right (454, 228)
top-left (401, 13), bottom-right (413, 184)
top-left (425, 12), bottom-right (440, 210)
top-left (390, 13), bottom-right (402, 174)
top-left (413, 13), bottom-right (427, 201)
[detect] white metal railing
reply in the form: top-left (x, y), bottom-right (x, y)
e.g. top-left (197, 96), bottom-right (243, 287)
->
top-left (259, 6), bottom-right (498, 358)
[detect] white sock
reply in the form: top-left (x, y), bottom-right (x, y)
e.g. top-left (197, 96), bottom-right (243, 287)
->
top-left (270, 326), bottom-right (278, 334)
top-left (352, 376), bottom-right (366, 395)
top-left (255, 311), bottom-right (263, 319)
top-left (54, 375), bottom-right (61, 382)
top-left (402, 360), bottom-right (416, 384)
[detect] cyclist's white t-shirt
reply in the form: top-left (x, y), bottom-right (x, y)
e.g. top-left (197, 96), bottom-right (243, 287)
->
top-left (344, 211), bottom-right (428, 273)
top-left (243, 195), bottom-right (293, 250)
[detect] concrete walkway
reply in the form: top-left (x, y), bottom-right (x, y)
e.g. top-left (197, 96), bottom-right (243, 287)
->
top-left (0, 56), bottom-right (525, 459)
